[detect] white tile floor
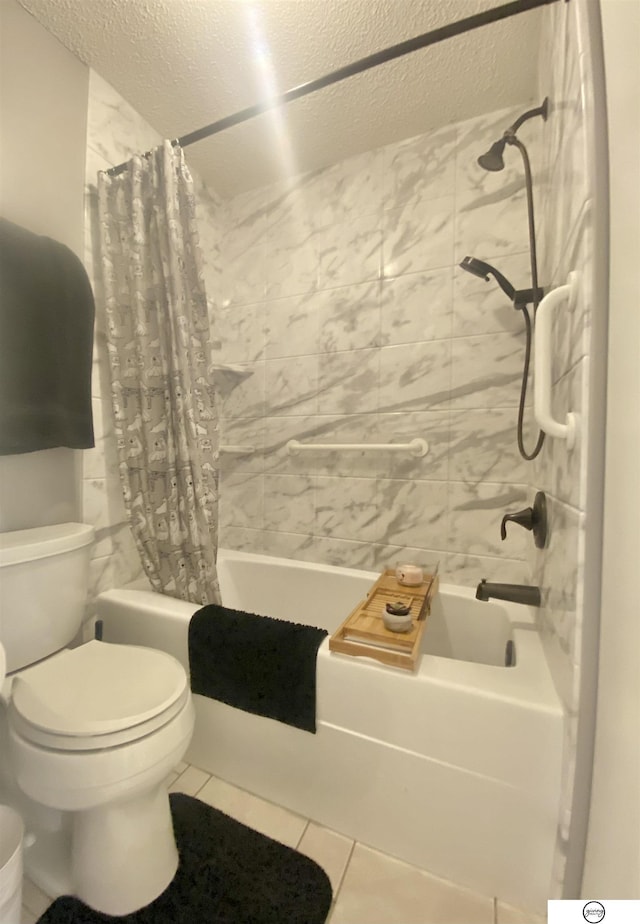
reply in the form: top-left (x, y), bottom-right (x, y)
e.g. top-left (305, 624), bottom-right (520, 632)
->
top-left (21, 761), bottom-right (546, 924)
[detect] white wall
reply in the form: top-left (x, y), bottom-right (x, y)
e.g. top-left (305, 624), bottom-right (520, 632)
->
top-left (0, 0), bottom-right (87, 255)
top-left (582, 0), bottom-right (640, 898)
top-left (0, 0), bottom-right (89, 531)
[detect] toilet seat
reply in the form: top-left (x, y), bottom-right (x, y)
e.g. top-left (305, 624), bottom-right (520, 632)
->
top-left (9, 640), bottom-right (189, 751)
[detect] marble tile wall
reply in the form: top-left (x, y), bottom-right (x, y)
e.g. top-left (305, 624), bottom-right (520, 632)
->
top-left (216, 105), bottom-right (543, 585)
top-left (530, 0), bottom-right (598, 897)
top-left (82, 70), bottom-right (223, 607)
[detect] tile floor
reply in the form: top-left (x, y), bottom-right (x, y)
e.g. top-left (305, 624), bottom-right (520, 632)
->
top-left (20, 761), bottom-right (546, 924)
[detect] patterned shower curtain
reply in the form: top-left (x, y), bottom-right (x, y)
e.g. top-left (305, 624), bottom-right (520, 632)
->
top-left (97, 141), bottom-right (221, 605)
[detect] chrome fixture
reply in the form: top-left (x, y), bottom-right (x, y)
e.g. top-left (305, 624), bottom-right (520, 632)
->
top-left (475, 581), bottom-right (541, 607)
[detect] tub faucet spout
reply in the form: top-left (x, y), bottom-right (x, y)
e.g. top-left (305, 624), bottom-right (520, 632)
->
top-left (476, 580), bottom-right (541, 606)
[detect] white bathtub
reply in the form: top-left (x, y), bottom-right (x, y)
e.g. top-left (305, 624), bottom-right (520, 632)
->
top-left (96, 548), bottom-right (563, 913)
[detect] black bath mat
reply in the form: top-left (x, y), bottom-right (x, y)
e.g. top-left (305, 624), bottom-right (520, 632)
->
top-left (37, 793), bottom-right (332, 924)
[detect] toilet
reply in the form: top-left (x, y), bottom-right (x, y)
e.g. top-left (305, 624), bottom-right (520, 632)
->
top-left (0, 523), bottom-right (195, 916)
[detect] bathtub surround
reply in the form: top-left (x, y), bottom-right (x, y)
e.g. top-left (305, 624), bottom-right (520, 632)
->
top-left (217, 105), bottom-right (541, 585)
top-left (84, 82), bottom-right (539, 591)
top-left (97, 142), bottom-right (221, 604)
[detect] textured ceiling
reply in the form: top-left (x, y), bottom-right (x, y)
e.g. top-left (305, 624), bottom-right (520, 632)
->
top-left (18, 0), bottom-right (542, 198)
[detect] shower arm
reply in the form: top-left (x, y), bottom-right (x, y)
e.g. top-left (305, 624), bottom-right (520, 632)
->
top-left (504, 99), bottom-right (549, 139)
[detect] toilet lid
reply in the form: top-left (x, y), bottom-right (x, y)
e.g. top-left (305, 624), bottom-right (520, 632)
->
top-left (11, 640), bottom-right (188, 739)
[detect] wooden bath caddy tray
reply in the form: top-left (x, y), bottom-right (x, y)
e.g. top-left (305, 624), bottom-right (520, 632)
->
top-left (329, 569), bottom-right (439, 671)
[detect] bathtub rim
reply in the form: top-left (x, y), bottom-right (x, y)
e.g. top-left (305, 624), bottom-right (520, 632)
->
top-left (96, 547), bottom-right (561, 716)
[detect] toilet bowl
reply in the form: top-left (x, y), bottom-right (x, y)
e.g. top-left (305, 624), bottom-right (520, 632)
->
top-left (7, 641), bottom-right (194, 915)
top-left (0, 523), bottom-right (196, 916)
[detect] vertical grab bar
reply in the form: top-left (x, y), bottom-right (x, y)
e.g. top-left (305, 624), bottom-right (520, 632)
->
top-left (533, 272), bottom-right (578, 450)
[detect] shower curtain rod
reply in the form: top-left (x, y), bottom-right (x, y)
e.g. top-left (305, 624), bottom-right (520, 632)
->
top-left (106, 0), bottom-right (559, 178)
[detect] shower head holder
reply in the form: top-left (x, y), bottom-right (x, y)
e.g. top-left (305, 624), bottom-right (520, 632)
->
top-left (513, 286), bottom-right (545, 309)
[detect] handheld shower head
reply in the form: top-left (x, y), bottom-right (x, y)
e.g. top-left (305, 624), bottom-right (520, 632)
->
top-left (477, 98), bottom-right (549, 173)
top-left (459, 256), bottom-right (516, 302)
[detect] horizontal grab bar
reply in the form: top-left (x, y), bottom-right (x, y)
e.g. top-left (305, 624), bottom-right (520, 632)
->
top-left (286, 439), bottom-right (429, 457)
top-left (533, 272), bottom-right (578, 450)
top-left (220, 445), bottom-right (255, 455)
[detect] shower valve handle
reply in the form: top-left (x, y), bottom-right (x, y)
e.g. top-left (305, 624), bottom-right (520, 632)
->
top-left (500, 492), bottom-right (548, 549)
top-left (501, 508), bottom-right (534, 539)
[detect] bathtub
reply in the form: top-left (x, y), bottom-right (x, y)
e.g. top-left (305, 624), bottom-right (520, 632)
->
top-left (96, 548), bottom-right (563, 913)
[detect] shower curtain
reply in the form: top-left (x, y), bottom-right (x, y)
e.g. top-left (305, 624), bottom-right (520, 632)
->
top-left (98, 141), bottom-right (221, 605)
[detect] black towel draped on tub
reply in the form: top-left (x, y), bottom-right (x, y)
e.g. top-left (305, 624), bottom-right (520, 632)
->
top-left (0, 218), bottom-right (95, 454)
top-left (189, 604), bottom-right (328, 733)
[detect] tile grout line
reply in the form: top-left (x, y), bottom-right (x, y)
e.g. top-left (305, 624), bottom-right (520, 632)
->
top-left (185, 763), bottom-right (212, 798)
top-left (170, 762), bottom-right (212, 798)
top-left (295, 818), bottom-right (310, 850)
top-left (193, 775), bottom-right (211, 797)
top-left (183, 765), bottom-right (310, 846)
top-left (330, 836), bottom-right (357, 911)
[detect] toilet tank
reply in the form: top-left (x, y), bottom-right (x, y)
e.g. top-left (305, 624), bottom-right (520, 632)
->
top-left (0, 523), bottom-right (94, 673)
